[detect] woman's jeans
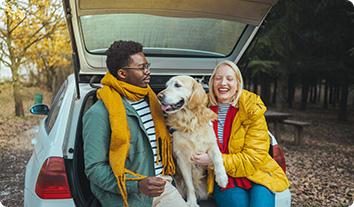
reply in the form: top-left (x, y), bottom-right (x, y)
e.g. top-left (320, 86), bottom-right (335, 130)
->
top-left (214, 182), bottom-right (275, 207)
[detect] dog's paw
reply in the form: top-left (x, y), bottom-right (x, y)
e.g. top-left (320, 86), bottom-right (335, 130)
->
top-left (215, 171), bottom-right (228, 188)
top-left (186, 201), bottom-right (200, 207)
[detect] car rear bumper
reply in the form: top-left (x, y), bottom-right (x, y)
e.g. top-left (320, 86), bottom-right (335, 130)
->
top-left (24, 188), bottom-right (75, 207)
top-left (275, 189), bottom-right (291, 207)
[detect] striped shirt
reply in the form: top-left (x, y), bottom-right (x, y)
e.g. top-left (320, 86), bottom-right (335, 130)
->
top-left (129, 99), bottom-right (163, 175)
top-left (217, 104), bottom-right (231, 145)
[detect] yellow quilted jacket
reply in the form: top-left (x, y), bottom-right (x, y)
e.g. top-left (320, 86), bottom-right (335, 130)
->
top-left (208, 90), bottom-right (290, 193)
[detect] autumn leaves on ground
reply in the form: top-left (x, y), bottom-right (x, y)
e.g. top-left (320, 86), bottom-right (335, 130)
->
top-left (0, 84), bottom-right (353, 207)
top-left (0, 84), bottom-right (52, 207)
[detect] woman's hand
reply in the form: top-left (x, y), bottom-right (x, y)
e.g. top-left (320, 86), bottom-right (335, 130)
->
top-left (191, 153), bottom-right (212, 166)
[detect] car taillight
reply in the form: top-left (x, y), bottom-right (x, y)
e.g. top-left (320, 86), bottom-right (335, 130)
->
top-left (35, 157), bottom-right (72, 199)
top-left (272, 145), bottom-right (286, 173)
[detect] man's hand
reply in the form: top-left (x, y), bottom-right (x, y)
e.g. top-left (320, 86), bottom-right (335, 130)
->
top-left (191, 152), bottom-right (212, 166)
top-left (138, 176), bottom-right (166, 197)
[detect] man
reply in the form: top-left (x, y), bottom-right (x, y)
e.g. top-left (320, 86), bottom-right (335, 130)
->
top-left (83, 40), bottom-right (187, 207)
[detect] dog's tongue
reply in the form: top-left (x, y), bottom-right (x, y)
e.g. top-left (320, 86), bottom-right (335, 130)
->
top-left (161, 104), bottom-right (172, 112)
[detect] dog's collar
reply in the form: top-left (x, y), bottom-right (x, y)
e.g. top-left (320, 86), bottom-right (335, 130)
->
top-left (168, 127), bottom-right (176, 134)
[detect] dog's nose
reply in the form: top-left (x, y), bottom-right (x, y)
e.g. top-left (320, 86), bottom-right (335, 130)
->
top-left (157, 92), bottom-right (165, 101)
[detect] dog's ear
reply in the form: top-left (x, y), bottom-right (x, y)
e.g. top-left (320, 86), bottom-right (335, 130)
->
top-left (188, 81), bottom-right (208, 110)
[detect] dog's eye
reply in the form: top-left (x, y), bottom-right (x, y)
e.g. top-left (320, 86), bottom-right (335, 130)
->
top-left (174, 83), bottom-right (181, 88)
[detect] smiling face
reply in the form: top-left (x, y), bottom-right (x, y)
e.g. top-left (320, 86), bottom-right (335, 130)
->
top-left (212, 64), bottom-right (238, 104)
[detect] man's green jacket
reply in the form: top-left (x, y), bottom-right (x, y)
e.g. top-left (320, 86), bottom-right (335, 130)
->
top-left (83, 99), bottom-right (155, 207)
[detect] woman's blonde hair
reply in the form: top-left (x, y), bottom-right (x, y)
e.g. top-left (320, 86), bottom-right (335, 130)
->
top-left (208, 60), bottom-right (244, 107)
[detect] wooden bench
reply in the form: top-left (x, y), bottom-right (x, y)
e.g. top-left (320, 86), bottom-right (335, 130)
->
top-left (282, 119), bottom-right (310, 145)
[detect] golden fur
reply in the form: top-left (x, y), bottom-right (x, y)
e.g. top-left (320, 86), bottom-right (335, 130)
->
top-left (158, 76), bottom-right (228, 207)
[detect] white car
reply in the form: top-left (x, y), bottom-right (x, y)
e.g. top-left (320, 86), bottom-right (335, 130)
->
top-left (24, 0), bottom-right (291, 206)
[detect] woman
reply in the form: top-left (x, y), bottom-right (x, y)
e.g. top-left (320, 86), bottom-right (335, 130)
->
top-left (191, 60), bottom-right (289, 207)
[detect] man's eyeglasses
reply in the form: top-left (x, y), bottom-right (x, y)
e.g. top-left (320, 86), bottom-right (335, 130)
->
top-left (122, 63), bottom-right (151, 71)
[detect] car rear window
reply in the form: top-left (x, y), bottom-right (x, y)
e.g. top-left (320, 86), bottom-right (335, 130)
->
top-left (80, 14), bottom-right (246, 57)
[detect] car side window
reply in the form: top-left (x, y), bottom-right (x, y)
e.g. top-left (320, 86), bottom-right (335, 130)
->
top-left (45, 80), bottom-right (68, 134)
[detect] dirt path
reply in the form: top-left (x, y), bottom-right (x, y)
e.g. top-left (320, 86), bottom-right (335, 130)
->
top-left (278, 109), bottom-right (354, 207)
top-left (0, 116), bottom-right (38, 207)
top-left (0, 84), bottom-right (51, 207)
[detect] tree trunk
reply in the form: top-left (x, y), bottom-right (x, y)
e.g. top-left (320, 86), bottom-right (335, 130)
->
top-left (323, 79), bottom-right (328, 109)
top-left (301, 81), bottom-right (309, 110)
top-left (310, 83), bottom-right (317, 103)
top-left (261, 74), bottom-right (271, 106)
top-left (9, 61), bottom-right (25, 116)
top-left (275, 72), bottom-right (288, 110)
top-left (287, 75), bottom-right (295, 108)
top-left (11, 70), bottom-right (24, 116)
top-left (313, 82), bottom-right (318, 103)
top-left (244, 76), bottom-right (249, 90)
top-left (52, 68), bottom-right (61, 93)
top-left (44, 67), bottom-right (54, 92)
top-left (331, 84), bottom-right (338, 108)
top-left (335, 84), bottom-right (340, 105)
top-left (53, 66), bottom-right (71, 94)
top-left (272, 78), bottom-right (277, 104)
top-left (337, 82), bottom-right (348, 121)
top-left (13, 84), bottom-right (24, 116)
top-left (253, 77), bottom-right (259, 94)
top-left (309, 84), bottom-right (314, 103)
top-left (329, 84), bottom-right (334, 105)
top-left (318, 80), bottom-right (322, 103)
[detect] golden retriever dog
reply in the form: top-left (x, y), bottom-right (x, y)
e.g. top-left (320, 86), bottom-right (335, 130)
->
top-left (157, 76), bottom-right (228, 207)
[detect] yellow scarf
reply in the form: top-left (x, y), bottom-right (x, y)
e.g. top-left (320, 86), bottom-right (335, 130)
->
top-left (96, 72), bottom-right (175, 207)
